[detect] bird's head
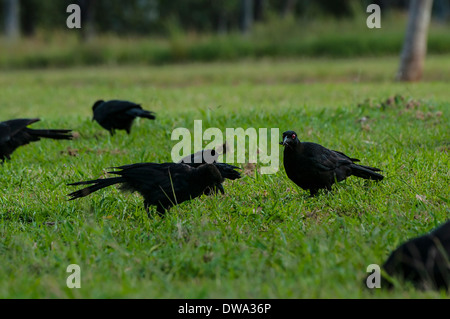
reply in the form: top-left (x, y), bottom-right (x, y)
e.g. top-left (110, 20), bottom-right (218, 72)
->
top-left (197, 163), bottom-right (225, 188)
top-left (91, 100), bottom-right (104, 120)
top-left (280, 130), bottom-right (300, 147)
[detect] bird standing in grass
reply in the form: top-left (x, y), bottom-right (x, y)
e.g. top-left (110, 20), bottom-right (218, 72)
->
top-left (67, 162), bottom-right (225, 217)
top-left (280, 130), bottom-right (383, 196)
top-left (0, 118), bottom-right (72, 162)
top-left (92, 99), bottom-right (156, 135)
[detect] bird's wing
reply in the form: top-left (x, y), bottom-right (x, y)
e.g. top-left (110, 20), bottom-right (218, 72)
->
top-left (108, 162), bottom-right (192, 203)
top-left (311, 153), bottom-right (337, 171)
top-left (305, 143), bottom-right (353, 171)
top-left (178, 143), bottom-right (228, 166)
top-left (0, 119), bottom-right (39, 139)
top-left (0, 123), bottom-right (11, 143)
top-left (178, 149), bottom-right (219, 166)
top-left (112, 162), bottom-right (175, 171)
top-left (95, 101), bottom-right (142, 122)
top-left (332, 150), bottom-right (360, 162)
top-left (105, 100), bottom-right (142, 113)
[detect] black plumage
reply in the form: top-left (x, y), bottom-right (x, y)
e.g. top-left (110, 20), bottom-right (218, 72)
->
top-left (178, 143), bottom-right (241, 179)
top-left (67, 162), bottom-right (224, 217)
top-left (0, 118), bottom-right (72, 162)
top-left (280, 130), bottom-right (383, 196)
top-left (381, 220), bottom-right (450, 290)
top-left (178, 143), bottom-right (241, 194)
top-left (92, 99), bottom-right (156, 135)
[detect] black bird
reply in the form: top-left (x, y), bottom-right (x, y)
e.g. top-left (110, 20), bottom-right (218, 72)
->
top-left (178, 143), bottom-right (242, 183)
top-left (280, 130), bottom-right (384, 196)
top-left (92, 100), bottom-right (156, 135)
top-left (380, 220), bottom-right (450, 291)
top-left (179, 143), bottom-right (227, 166)
top-left (0, 118), bottom-right (72, 162)
top-left (67, 162), bottom-right (224, 217)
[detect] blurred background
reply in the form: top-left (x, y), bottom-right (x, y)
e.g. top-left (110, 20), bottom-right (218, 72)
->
top-left (1, 0), bottom-right (449, 74)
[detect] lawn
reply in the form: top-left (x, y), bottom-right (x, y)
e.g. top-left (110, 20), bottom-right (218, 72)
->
top-left (0, 57), bottom-right (449, 298)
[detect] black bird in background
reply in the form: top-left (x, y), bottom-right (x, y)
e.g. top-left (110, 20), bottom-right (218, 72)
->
top-left (379, 220), bottom-right (450, 291)
top-left (67, 162), bottom-right (224, 217)
top-left (280, 130), bottom-right (383, 196)
top-left (0, 118), bottom-right (72, 162)
top-left (92, 100), bottom-right (156, 135)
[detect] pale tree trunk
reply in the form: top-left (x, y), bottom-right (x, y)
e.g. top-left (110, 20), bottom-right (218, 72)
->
top-left (4, 0), bottom-right (20, 41)
top-left (397, 0), bottom-right (434, 81)
top-left (240, 0), bottom-right (253, 34)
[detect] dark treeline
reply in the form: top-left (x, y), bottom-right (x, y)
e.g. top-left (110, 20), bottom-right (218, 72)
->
top-left (3, 0), bottom-right (448, 39)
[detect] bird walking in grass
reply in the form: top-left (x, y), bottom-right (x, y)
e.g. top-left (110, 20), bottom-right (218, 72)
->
top-left (92, 99), bottom-right (156, 135)
top-left (67, 162), bottom-right (225, 217)
top-left (0, 118), bottom-right (72, 162)
top-left (280, 130), bottom-right (384, 196)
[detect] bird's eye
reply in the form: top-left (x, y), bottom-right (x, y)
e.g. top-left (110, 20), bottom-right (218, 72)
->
top-left (292, 134), bottom-right (296, 139)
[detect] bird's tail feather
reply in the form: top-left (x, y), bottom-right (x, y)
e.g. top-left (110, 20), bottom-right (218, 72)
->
top-left (355, 163), bottom-right (382, 172)
top-left (214, 163), bottom-right (241, 180)
top-left (127, 108), bottom-right (156, 120)
top-left (350, 164), bottom-right (384, 181)
top-left (67, 177), bottom-right (124, 200)
top-left (29, 129), bottom-right (73, 140)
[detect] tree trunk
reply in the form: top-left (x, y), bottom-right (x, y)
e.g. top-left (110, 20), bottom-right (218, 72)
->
top-left (77, 0), bottom-right (95, 42)
top-left (21, 0), bottom-right (37, 37)
top-left (217, 11), bottom-right (227, 35)
top-left (4, 0), bottom-right (20, 40)
top-left (396, 0), bottom-right (434, 81)
top-left (254, 0), bottom-right (265, 21)
top-left (282, 0), bottom-right (297, 18)
top-left (240, 0), bottom-right (253, 34)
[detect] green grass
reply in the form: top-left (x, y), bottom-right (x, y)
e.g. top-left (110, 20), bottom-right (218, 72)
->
top-left (0, 57), bottom-right (449, 298)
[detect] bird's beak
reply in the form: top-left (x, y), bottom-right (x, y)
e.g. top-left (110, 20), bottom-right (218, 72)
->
top-left (216, 183), bottom-right (225, 194)
top-left (280, 136), bottom-right (288, 146)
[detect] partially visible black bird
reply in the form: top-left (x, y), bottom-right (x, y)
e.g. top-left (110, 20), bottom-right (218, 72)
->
top-left (380, 220), bottom-right (450, 291)
top-left (179, 143), bottom-right (241, 179)
top-left (179, 143), bottom-right (226, 166)
top-left (280, 130), bottom-right (384, 196)
top-left (178, 143), bottom-right (242, 195)
top-left (67, 162), bottom-right (224, 217)
top-left (92, 99), bottom-right (156, 135)
top-left (0, 118), bottom-right (73, 162)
